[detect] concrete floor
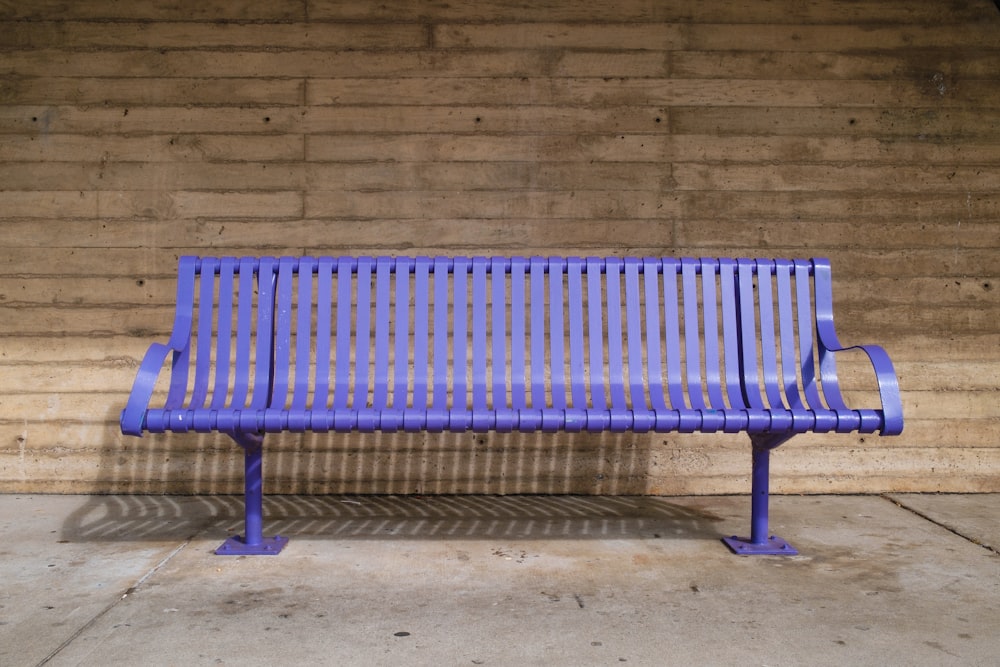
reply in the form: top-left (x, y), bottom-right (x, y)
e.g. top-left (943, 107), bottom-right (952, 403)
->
top-left (1, 493), bottom-right (998, 667)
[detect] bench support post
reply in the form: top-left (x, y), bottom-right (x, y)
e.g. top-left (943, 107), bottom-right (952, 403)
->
top-left (722, 438), bottom-right (798, 556)
top-left (215, 433), bottom-right (288, 556)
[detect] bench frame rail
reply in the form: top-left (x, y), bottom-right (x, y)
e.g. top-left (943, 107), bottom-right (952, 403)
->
top-left (122, 256), bottom-right (902, 556)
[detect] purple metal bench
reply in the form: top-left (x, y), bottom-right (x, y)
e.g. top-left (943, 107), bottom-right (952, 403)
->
top-left (121, 256), bottom-right (902, 556)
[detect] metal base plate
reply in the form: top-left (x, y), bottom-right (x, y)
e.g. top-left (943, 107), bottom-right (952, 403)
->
top-left (722, 534), bottom-right (798, 556)
top-left (215, 535), bottom-right (289, 556)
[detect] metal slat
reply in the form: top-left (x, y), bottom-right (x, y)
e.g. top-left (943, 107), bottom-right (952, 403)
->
top-left (755, 260), bottom-right (789, 413)
top-left (249, 258), bottom-right (277, 412)
top-left (491, 258), bottom-right (508, 411)
top-left (662, 260), bottom-right (686, 410)
top-left (796, 260), bottom-right (845, 432)
top-left (605, 259), bottom-right (627, 412)
top-left (811, 264), bottom-right (851, 416)
top-left (567, 259), bottom-right (587, 410)
top-left (700, 260), bottom-right (727, 413)
top-left (270, 257), bottom-right (295, 412)
top-left (290, 258), bottom-right (315, 413)
top-left (756, 261), bottom-right (794, 436)
top-left (164, 258), bottom-right (198, 410)
top-left (190, 257), bottom-right (217, 410)
top-left (642, 259), bottom-right (667, 412)
top-left (737, 260), bottom-right (766, 412)
top-left (352, 258), bottom-right (374, 419)
top-left (586, 258), bottom-right (607, 413)
top-left (229, 258), bottom-right (257, 410)
top-left (333, 261), bottom-right (353, 410)
top-left (548, 259), bottom-right (568, 411)
top-left (433, 257), bottom-right (451, 411)
top-left (393, 257), bottom-right (412, 411)
top-left (530, 257), bottom-right (547, 410)
top-left (472, 258), bottom-right (488, 412)
top-left (624, 259), bottom-right (649, 430)
top-left (210, 258), bottom-right (236, 409)
top-left (452, 257), bottom-right (470, 416)
top-left (719, 259), bottom-right (744, 411)
top-left (795, 261), bottom-right (825, 413)
top-left (372, 258), bottom-right (392, 411)
top-left (774, 260), bottom-right (806, 412)
top-left (623, 260), bottom-right (645, 408)
top-left (510, 258), bottom-right (528, 410)
top-left (313, 258), bottom-right (334, 414)
top-left (681, 259), bottom-right (706, 412)
top-left (412, 258), bottom-right (431, 414)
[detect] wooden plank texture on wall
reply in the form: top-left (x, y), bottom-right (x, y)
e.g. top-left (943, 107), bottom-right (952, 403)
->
top-left (0, 0), bottom-right (998, 495)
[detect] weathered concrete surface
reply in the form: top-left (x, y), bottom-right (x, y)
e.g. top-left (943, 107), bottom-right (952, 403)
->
top-left (0, 495), bottom-right (219, 666)
top-left (888, 493), bottom-right (1000, 552)
top-left (2, 494), bottom-right (998, 666)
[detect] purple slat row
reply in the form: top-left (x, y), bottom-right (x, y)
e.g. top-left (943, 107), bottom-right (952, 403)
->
top-left (127, 256), bottom-right (900, 438)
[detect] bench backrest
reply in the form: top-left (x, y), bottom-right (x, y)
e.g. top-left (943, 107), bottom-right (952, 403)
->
top-left (152, 256), bottom-right (888, 434)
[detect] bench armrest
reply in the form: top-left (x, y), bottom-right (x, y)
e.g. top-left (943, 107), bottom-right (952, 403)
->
top-left (121, 256), bottom-right (199, 436)
top-left (825, 341), bottom-right (903, 436)
top-left (812, 259), bottom-right (903, 436)
top-left (121, 343), bottom-right (177, 436)
top-left (120, 343), bottom-right (179, 436)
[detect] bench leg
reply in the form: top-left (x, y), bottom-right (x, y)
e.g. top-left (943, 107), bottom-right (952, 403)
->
top-left (215, 433), bottom-right (289, 556)
top-left (722, 443), bottom-right (798, 556)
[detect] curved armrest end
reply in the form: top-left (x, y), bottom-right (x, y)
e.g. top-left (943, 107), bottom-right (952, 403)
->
top-left (848, 343), bottom-right (904, 436)
top-left (120, 343), bottom-right (173, 436)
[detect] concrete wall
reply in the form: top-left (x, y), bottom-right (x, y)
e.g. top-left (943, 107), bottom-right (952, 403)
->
top-left (1, 0), bottom-right (998, 495)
